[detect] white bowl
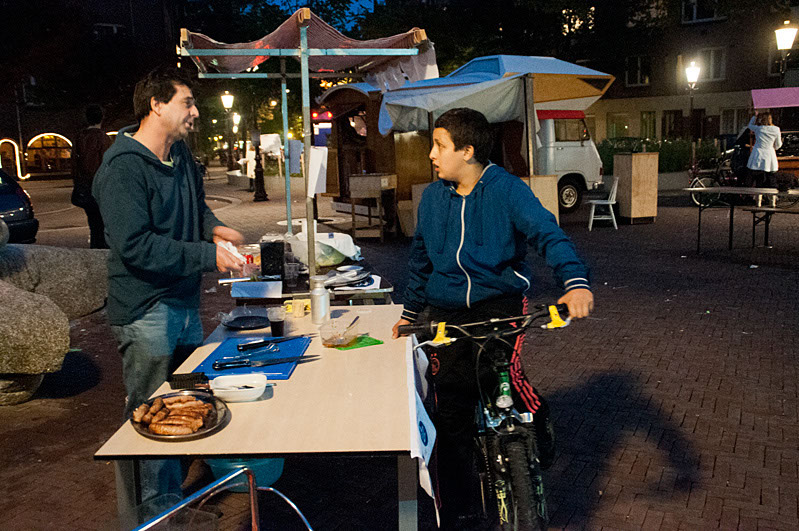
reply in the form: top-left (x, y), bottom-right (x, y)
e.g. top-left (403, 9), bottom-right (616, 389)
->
top-left (210, 374), bottom-right (268, 402)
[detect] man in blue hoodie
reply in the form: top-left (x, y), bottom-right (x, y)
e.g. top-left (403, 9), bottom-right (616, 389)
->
top-left (93, 66), bottom-right (245, 501)
top-left (392, 108), bottom-right (593, 527)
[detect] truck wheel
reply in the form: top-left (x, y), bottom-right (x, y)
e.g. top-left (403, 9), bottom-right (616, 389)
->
top-left (558, 177), bottom-right (582, 213)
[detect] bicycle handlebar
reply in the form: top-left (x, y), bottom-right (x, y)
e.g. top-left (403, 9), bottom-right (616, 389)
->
top-left (397, 303), bottom-right (569, 338)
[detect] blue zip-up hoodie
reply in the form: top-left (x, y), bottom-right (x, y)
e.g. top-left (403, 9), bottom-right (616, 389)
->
top-left (93, 125), bottom-right (224, 325)
top-left (401, 163), bottom-right (591, 322)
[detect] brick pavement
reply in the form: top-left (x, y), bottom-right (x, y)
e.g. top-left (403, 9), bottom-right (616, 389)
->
top-left (1, 168), bottom-right (799, 530)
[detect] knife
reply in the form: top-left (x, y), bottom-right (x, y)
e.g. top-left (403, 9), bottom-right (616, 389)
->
top-left (212, 355), bottom-right (319, 370)
top-left (236, 334), bottom-right (315, 352)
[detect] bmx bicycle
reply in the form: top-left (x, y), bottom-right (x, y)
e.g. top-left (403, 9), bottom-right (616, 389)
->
top-left (399, 303), bottom-right (571, 530)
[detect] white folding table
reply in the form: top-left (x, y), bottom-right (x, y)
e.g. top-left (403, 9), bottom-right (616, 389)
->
top-left (95, 304), bottom-right (428, 530)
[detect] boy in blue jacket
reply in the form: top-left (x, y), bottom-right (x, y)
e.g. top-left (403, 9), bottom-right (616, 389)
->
top-left (392, 108), bottom-right (593, 527)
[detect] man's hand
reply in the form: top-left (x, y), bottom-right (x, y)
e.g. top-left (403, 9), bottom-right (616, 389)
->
top-left (392, 318), bottom-right (411, 339)
top-left (557, 288), bottom-right (594, 319)
top-left (216, 245), bottom-right (245, 273)
top-left (212, 226), bottom-right (245, 246)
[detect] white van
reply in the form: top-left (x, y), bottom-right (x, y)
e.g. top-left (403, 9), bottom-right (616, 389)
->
top-left (537, 111), bottom-right (604, 213)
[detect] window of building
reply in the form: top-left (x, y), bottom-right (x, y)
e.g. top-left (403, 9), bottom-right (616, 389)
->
top-left (681, 0), bottom-right (724, 23)
top-left (768, 44), bottom-right (798, 77)
top-left (607, 113), bottom-right (630, 139)
top-left (662, 110), bottom-right (682, 138)
top-left (696, 48), bottom-right (726, 81)
top-left (625, 56), bottom-right (651, 86)
top-left (640, 111), bottom-right (656, 139)
top-left (720, 108), bottom-right (750, 135)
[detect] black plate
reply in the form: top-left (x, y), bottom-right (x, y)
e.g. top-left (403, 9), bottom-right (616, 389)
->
top-left (222, 315), bottom-right (270, 330)
top-left (130, 390), bottom-right (230, 442)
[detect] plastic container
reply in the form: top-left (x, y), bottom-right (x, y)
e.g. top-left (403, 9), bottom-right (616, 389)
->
top-left (210, 374), bottom-right (268, 402)
top-left (206, 458), bottom-right (284, 493)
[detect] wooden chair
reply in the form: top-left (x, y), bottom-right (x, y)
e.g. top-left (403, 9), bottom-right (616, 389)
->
top-left (588, 175), bottom-right (619, 231)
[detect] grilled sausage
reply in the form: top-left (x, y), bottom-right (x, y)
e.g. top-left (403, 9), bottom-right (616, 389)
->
top-left (149, 423), bottom-right (194, 435)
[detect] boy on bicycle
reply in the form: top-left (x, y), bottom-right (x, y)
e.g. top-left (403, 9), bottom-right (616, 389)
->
top-left (392, 108), bottom-right (593, 528)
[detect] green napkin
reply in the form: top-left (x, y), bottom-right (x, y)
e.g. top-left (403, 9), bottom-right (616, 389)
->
top-left (336, 334), bottom-right (384, 350)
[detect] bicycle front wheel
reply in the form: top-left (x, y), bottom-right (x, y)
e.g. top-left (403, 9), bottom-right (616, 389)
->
top-left (504, 440), bottom-right (547, 531)
top-left (690, 177), bottom-right (721, 207)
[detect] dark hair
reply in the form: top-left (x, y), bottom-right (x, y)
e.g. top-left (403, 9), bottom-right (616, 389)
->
top-left (133, 66), bottom-right (193, 122)
top-left (434, 108), bottom-right (493, 165)
top-left (85, 104), bottom-right (104, 126)
top-left (756, 112), bottom-right (773, 127)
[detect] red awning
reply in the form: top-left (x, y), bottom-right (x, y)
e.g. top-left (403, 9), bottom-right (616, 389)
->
top-left (536, 110), bottom-right (585, 120)
top-left (184, 9), bottom-right (429, 75)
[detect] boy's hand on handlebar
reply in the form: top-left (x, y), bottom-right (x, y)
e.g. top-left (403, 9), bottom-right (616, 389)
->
top-left (558, 288), bottom-right (594, 319)
top-left (392, 318), bottom-right (411, 339)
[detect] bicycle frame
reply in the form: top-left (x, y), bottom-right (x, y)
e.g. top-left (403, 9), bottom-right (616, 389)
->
top-left (403, 304), bottom-right (569, 529)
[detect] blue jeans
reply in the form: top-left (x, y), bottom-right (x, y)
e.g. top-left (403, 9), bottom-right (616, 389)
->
top-left (111, 301), bottom-right (204, 503)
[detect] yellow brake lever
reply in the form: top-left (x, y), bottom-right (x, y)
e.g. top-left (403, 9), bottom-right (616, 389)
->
top-left (545, 305), bottom-right (570, 329)
top-left (431, 321), bottom-right (453, 346)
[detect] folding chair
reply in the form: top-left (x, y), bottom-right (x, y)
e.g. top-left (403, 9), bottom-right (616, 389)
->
top-left (588, 175), bottom-right (619, 231)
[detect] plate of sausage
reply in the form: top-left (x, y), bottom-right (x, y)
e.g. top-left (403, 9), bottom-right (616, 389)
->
top-left (129, 390), bottom-right (230, 441)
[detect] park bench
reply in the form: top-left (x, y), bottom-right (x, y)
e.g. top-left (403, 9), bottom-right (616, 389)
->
top-left (741, 206), bottom-right (799, 248)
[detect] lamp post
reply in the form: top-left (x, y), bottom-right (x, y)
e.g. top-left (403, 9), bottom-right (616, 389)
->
top-left (221, 91), bottom-right (235, 170)
top-left (685, 61), bottom-right (701, 141)
top-left (776, 20), bottom-right (798, 86)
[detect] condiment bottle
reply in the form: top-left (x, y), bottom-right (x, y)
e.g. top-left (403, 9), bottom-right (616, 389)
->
top-left (310, 275), bottom-right (330, 324)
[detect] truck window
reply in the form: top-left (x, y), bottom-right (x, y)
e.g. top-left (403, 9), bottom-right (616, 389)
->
top-left (554, 119), bottom-right (581, 141)
top-left (554, 119), bottom-right (591, 142)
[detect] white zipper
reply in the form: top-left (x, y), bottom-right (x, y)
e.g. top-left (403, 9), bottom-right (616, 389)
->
top-left (512, 270), bottom-right (530, 290)
top-left (456, 196), bottom-right (472, 308)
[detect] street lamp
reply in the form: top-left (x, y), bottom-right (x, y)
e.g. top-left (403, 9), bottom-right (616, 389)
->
top-left (221, 91), bottom-right (235, 170)
top-left (685, 61), bottom-right (701, 141)
top-left (776, 20), bottom-right (798, 86)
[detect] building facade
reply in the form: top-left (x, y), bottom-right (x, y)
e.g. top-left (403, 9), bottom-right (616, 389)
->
top-left (585, 1), bottom-right (797, 143)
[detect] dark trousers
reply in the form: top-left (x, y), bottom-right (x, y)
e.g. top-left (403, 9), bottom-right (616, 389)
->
top-left (83, 202), bottom-right (107, 249)
top-left (422, 294), bottom-right (544, 527)
top-left (749, 169), bottom-right (776, 189)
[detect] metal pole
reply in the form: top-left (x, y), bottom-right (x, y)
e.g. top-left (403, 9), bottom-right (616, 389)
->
top-left (428, 111), bottom-right (435, 181)
top-left (689, 88), bottom-right (694, 142)
top-left (300, 24), bottom-right (316, 276)
top-left (281, 58), bottom-right (293, 234)
top-left (226, 111), bottom-right (235, 171)
top-left (523, 74), bottom-right (537, 176)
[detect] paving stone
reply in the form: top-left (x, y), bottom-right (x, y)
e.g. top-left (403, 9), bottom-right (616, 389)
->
top-left (4, 174), bottom-right (799, 529)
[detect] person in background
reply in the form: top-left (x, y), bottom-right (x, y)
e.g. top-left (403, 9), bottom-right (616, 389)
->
top-left (746, 110), bottom-right (782, 207)
top-left (392, 108), bottom-right (593, 528)
top-left (93, 65), bottom-right (245, 502)
top-left (72, 104), bottom-right (112, 248)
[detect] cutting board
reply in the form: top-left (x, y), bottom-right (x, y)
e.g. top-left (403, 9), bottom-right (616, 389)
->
top-left (193, 336), bottom-right (312, 379)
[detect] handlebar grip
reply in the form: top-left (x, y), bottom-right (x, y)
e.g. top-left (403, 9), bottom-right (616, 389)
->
top-left (397, 322), bottom-right (432, 336)
top-left (555, 303), bottom-right (569, 316)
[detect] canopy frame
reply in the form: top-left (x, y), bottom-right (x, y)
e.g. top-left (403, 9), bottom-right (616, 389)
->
top-left (180, 10), bottom-right (424, 276)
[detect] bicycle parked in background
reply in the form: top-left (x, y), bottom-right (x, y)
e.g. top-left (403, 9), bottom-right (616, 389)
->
top-left (399, 304), bottom-right (571, 531)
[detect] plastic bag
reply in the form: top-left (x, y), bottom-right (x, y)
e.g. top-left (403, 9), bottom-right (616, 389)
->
top-left (286, 231), bottom-right (361, 267)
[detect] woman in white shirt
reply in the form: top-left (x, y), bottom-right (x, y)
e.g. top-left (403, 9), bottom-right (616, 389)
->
top-left (746, 111), bottom-right (782, 206)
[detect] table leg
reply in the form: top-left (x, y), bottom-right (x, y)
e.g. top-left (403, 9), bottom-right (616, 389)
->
top-left (697, 204), bottom-right (703, 253)
top-left (115, 459), bottom-right (141, 529)
top-left (751, 212), bottom-right (756, 248)
top-left (397, 454), bottom-right (418, 531)
top-left (728, 204), bottom-right (735, 250)
top-left (764, 213), bottom-right (771, 247)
